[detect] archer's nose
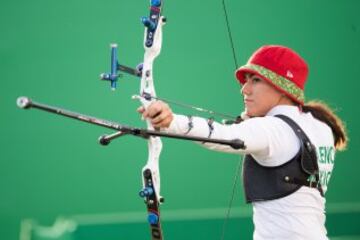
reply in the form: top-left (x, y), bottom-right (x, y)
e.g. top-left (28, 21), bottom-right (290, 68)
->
top-left (241, 81), bottom-right (251, 96)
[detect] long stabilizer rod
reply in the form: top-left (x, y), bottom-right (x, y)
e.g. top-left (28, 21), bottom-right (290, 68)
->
top-left (16, 97), bottom-right (245, 149)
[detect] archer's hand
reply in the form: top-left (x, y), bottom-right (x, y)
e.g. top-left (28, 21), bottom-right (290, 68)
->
top-left (137, 101), bottom-right (174, 129)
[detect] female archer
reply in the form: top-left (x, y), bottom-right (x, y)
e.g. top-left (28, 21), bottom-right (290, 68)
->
top-left (138, 45), bottom-right (348, 240)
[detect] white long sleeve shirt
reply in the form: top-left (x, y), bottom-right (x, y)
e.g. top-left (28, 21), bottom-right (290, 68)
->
top-left (166, 105), bottom-right (335, 240)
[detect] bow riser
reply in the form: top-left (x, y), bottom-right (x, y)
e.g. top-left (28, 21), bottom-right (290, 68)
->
top-left (139, 1), bottom-right (165, 239)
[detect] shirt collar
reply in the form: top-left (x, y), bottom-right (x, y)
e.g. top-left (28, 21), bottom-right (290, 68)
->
top-left (266, 105), bottom-right (301, 117)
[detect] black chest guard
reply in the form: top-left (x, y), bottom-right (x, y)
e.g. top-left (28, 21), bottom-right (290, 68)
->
top-left (242, 115), bottom-right (324, 203)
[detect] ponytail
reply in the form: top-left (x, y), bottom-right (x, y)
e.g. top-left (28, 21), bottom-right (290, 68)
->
top-left (302, 101), bottom-right (348, 151)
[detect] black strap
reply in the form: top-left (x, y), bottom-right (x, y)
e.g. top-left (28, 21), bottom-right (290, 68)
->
top-left (275, 114), bottom-right (324, 196)
top-left (184, 115), bottom-right (194, 134)
top-left (207, 118), bottom-right (215, 138)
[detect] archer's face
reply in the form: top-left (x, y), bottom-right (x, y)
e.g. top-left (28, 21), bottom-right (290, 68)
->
top-left (241, 74), bottom-right (283, 117)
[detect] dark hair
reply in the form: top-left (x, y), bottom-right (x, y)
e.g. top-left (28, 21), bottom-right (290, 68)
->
top-left (302, 101), bottom-right (348, 151)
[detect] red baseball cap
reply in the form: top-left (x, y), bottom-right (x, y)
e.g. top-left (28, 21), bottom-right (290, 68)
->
top-left (235, 45), bottom-right (308, 105)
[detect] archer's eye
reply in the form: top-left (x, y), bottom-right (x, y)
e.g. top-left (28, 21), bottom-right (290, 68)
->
top-left (252, 77), bottom-right (262, 83)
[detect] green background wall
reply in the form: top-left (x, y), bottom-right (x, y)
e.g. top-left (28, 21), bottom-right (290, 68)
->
top-left (1, 0), bottom-right (359, 239)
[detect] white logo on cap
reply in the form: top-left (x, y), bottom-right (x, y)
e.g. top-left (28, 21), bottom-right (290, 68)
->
top-left (286, 70), bottom-right (294, 78)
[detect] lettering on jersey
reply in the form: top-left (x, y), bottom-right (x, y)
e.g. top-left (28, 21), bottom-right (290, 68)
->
top-left (319, 171), bottom-right (332, 188)
top-left (316, 146), bottom-right (335, 191)
top-left (318, 146), bottom-right (334, 164)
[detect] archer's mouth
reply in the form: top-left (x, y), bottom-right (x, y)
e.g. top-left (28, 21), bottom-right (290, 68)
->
top-left (244, 99), bottom-right (253, 104)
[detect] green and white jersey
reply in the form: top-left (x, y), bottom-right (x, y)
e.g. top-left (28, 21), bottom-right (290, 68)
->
top-left (166, 105), bottom-right (335, 240)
